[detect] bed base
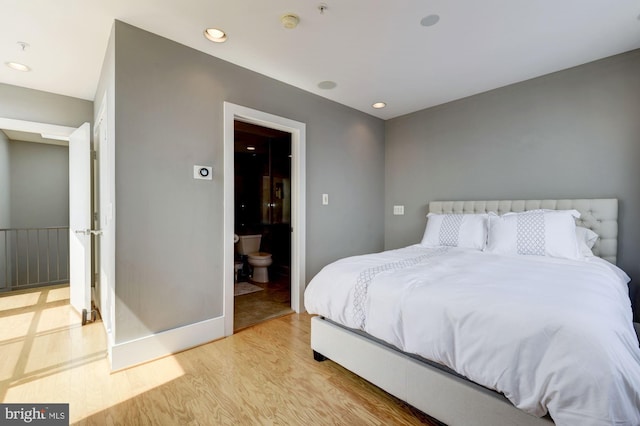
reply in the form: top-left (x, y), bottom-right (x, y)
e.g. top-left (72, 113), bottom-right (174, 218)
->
top-left (311, 316), bottom-right (553, 426)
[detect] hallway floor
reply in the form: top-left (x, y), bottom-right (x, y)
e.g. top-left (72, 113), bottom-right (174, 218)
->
top-left (0, 284), bottom-right (439, 425)
top-left (233, 269), bottom-right (293, 331)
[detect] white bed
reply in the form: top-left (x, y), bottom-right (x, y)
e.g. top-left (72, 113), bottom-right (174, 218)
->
top-left (305, 199), bottom-right (640, 426)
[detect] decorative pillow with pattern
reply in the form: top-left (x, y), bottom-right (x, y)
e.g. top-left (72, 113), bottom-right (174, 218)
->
top-left (485, 209), bottom-right (582, 260)
top-left (420, 213), bottom-right (488, 250)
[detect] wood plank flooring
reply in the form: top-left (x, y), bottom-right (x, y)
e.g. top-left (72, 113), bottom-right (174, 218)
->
top-left (234, 272), bottom-right (293, 331)
top-left (0, 285), bottom-right (441, 425)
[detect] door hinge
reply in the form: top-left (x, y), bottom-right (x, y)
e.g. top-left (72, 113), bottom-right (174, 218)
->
top-left (92, 150), bottom-right (97, 160)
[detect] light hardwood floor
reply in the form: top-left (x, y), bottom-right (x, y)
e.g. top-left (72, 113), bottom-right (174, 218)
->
top-left (0, 285), bottom-right (440, 425)
top-left (234, 272), bottom-right (293, 331)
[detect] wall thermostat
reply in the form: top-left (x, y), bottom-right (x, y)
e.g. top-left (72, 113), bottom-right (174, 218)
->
top-left (194, 165), bottom-right (213, 180)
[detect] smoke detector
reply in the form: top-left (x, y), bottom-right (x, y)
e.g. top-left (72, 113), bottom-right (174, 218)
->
top-left (281, 14), bottom-right (300, 29)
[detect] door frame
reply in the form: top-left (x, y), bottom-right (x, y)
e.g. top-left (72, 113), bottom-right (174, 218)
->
top-left (223, 102), bottom-right (306, 336)
top-left (0, 118), bottom-right (76, 140)
top-left (93, 94), bottom-right (116, 352)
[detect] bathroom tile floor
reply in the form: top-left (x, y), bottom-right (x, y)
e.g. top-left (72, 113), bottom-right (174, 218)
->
top-left (234, 270), bottom-right (293, 331)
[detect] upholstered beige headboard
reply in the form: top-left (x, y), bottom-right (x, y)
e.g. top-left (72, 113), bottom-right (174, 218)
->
top-left (428, 199), bottom-right (618, 264)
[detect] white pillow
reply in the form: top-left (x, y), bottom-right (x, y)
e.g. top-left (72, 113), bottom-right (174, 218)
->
top-left (576, 226), bottom-right (599, 257)
top-left (421, 213), bottom-right (488, 250)
top-left (485, 209), bottom-right (582, 260)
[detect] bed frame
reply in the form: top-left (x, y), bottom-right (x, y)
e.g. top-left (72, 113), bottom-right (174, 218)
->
top-left (311, 199), bottom-right (619, 426)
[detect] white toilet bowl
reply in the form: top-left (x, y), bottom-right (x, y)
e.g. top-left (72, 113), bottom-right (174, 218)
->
top-left (248, 252), bottom-right (272, 283)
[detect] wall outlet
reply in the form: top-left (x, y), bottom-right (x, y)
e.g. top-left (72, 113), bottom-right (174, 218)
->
top-left (393, 205), bottom-right (405, 215)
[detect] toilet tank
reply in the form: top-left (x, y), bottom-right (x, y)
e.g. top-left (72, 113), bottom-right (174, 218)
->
top-left (237, 234), bottom-right (261, 255)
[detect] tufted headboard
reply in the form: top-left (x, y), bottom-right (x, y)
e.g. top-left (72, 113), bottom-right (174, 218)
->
top-left (428, 199), bottom-right (618, 264)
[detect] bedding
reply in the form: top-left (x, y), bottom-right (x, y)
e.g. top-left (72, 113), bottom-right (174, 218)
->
top-left (576, 226), bottom-right (599, 257)
top-left (420, 213), bottom-right (488, 250)
top-left (304, 245), bottom-right (640, 426)
top-left (485, 209), bottom-right (583, 260)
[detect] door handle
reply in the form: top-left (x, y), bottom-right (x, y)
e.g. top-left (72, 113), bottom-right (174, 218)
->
top-left (75, 229), bottom-right (103, 236)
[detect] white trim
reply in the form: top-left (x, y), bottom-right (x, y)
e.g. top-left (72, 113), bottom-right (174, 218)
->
top-left (93, 93), bottom-right (117, 365)
top-left (111, 316), bottom-right (225, 371)
top-left (223, 102), bottom-right (307, 336)
top-left (0, 117), bottom-right (76, 140)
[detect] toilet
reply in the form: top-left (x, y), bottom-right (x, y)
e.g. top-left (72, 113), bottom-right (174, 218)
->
top-left (237, 234), bottom-right (272, 283)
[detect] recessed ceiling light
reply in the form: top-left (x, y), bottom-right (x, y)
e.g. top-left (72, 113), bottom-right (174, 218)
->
top-left (204, 28), bottom-right (228, 43)
top-left (420, 14), bottom-right (440, 27)
top-left (247, 146), bottom-right (256, 151)
top-left (6, 62), bottom-right (30, 72)
top-left (372, 102), bottom-right (386, 109)
top-left (281, 14), bottom-right (300, 29)
top-left (317, 80), bottom-right (337, 90)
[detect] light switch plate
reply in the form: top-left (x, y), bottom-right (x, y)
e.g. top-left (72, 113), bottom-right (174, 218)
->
top-left (322, 194), bottom-right (329, 205)
top-left (393, 205), bottom-right (405, 215)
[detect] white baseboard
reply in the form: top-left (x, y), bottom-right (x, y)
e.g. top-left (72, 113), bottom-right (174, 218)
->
top-left (110, 316), bottom-right (225, 371)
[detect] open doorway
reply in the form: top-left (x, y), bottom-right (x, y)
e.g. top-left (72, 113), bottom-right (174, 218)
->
top-left (233, 121), bottom-right (292, 330)
top-left (0, 119), bottom-right (76, 295)
top-left (223, 102), bottom-right (306, 336)
top-left (0, 117), bottom-right (112, 332)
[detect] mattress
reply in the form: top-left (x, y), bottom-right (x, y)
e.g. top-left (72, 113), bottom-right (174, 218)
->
top-left (304, 245), bottom-right (640, 426)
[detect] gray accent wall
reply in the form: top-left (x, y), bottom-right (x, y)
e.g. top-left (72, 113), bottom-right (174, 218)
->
top-left (111, 22), bottom-right (385, 343)
top-left (384, 49), bottom-right (640, 315)
top-left (0, 132), bottom-right (9, 288)
top-left (0, 83), bottom-right (93, 127)
top-left (0, 131), bottom-right (9, 228)
top-left (9, 140), bottom-right (69, 228)
top-left (0, 84), bottom-right (93, 227)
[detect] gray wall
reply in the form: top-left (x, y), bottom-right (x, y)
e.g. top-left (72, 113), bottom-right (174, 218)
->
top-left (0, 131), bottom-right (9, 228)
top-left (0, 84), bottom-right (92, 290)
top-left (112, 22), bottom-right (385, 342)
top-left (9, 140), bottom-right (69, 228)
top-left (0, 132), bottom-right (9, 288)
top-left (0, 83), bottom-right (93, 127)
top-left (0, 84), bottom-right (93, 226)
top-left (385, 49), bottom-right (640, 314)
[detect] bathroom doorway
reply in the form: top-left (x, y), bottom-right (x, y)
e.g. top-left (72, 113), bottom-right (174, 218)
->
top-left (233, 120), bottom-right (292, 330)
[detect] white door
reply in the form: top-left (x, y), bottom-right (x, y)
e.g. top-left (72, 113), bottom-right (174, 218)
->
top-left (69, 122), bottom-right (92, 320)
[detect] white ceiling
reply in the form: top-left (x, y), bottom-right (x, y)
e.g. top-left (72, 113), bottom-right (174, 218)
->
top-left (1, 1), bottom-right (639, 120)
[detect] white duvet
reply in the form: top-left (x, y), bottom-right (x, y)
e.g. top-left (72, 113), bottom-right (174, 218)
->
top-left (304, 245), bottom-right (640, 425)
